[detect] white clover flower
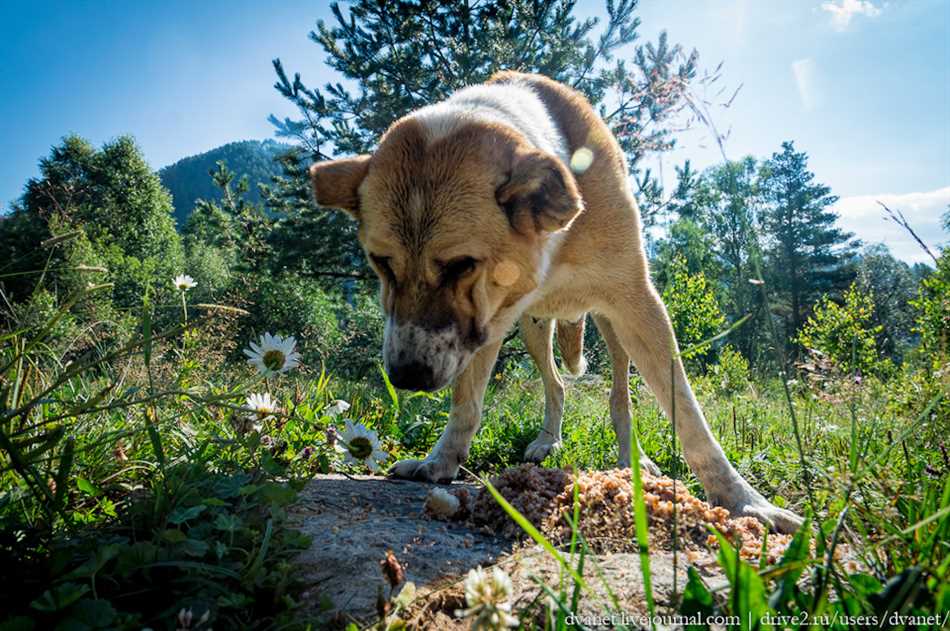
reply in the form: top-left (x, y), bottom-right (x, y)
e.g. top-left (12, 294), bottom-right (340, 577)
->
top-left (324, 399), bottom-right (351, 417)
top-left (336, 419), bottom-right (388, 472)
top-left (456, 566), bottom-right (518, 630)
top-left (173, 274), bottom-right (197, 291)
top-left (245, 392), bottom-right (278, 418)
top-left (244, 332), bottom-right (302, 376)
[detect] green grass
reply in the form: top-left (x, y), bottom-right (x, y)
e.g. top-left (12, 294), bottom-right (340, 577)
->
top-left (1, 291), bottom-right (948, 629)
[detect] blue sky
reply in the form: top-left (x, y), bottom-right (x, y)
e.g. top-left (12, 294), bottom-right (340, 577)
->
top-left (1, 0), bottom-right (947, 262)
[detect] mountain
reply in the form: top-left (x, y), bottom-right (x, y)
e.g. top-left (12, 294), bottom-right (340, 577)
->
top-left (159, 139), bottom-right (291, 225)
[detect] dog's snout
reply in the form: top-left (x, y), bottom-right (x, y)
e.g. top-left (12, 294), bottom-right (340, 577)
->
top-left (388, 360), bottom-right (436, 391)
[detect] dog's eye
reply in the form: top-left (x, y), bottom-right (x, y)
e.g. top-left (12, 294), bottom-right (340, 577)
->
top-left (439, 256), bottom-right (478, 284)
top-left (370, 254), bottom-right (395, 281)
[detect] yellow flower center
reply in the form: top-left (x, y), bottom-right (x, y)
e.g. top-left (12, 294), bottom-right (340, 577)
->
top-left (348, 436), bottom-right (373, 460)
top-left (262, 350), bottom-right (286, 372)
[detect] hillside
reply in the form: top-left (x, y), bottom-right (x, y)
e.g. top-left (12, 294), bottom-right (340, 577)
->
top-left (158, 139), bottom-right (290, 225)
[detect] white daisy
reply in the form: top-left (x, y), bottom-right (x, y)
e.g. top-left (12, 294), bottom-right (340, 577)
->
top-left (323, 399), bottom-right (351, 417)
top-left (173, 274), bottom-right (197, 291)
top-left (245, 392), bottom-right (278, 418)
top-left (455, 566), bottom-right (518, 630)
top-left (243, 332), bottom-right (302, 376)
top-left (336, 419), bottom-right (388, 472)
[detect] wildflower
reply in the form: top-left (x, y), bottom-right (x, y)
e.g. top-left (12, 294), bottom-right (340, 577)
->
top-left (337, 419), bottom-right (388, 472)
top-left (244, 332), bottom-right (302, 376)
top-left (173, 274), bottom-right (197, 291)
top-left (324, 399), bottom-right (351, 417)
top-left (176, 608), bottom-right (193, 630)
top-left (175, 607), bottom-right (209, 630)
top-left (455, 566), bottom-right (518, 629)
top-left (245, 392), bottom-right (278, 419)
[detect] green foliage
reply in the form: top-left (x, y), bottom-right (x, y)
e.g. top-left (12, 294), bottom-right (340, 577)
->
top-left (158, 139), bottom-right (289, 225)
top-left (710, 345), bottom-right (751, 396)
top-left (245, 273), bottom-right (343, 363)
top-left (856, 244), bottom-right (920, 361)
top-left (661, 256), bottom-right (726, 368)
top-left (797, 283), bottom-right (889, 377)
top-left (911, 251), bottom-right (950, 367)
top-left (1, 135), bottom-right (183, 323)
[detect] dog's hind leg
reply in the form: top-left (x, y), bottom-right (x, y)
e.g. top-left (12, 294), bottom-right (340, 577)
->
top-left (592, 313), bottom-right (661, 475)
top-left (388, 338), bottom-right (502, 483)
top-left (602, 282), bottom-right (803, 533)
top-left (521, 315), bottom-right (565, 462)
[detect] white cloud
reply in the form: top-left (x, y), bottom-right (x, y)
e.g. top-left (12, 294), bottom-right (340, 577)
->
top-left (820, 0), bottom-right (882, 31)
top-left (832, 186), bottom-right (950, 264)
top-left (791, 58), bottom-right (820, 112)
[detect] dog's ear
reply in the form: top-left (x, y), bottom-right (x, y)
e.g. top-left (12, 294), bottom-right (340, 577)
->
top-left (496, 149), bottom-right (583, 235)
top-left (309, 155), bottom-right (371, 217)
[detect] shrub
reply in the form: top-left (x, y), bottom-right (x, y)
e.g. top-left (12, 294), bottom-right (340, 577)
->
top-left (661, 255), bottom-right (726, 370)
top-left (797, 283), bottom-right (890, 377)
top-left (710, 344), bottom-right (751, 396)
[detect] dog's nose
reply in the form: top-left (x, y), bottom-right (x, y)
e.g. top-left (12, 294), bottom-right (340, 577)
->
top-left (388, 360), bottom-right (436, 391)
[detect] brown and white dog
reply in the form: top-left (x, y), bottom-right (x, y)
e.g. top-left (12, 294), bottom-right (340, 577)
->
top-left (310, 71), bottom-right (802, 533)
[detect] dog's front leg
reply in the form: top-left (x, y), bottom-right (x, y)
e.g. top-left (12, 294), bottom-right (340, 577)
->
top-left (389, 339), bottom-right (502, 483)
top-left (520, 315), bottom-right (566, 462)
top-left (603, 284), bottom-right (803, 533)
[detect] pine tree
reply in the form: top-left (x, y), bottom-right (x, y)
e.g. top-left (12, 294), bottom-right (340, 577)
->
top-left (185, 162), bottom-right (271, 264)
top-left (758, 141), bottom-right (857, 350)
top-left (268, 0), bottom-right (703, 279)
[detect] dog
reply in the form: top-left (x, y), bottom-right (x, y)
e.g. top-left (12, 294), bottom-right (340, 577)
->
top-left (309, 71), bottom-right (802, 533)
top-left (516, 314), bottom-right (663, 475)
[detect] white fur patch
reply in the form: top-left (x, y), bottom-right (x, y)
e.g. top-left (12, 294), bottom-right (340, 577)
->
top-left (383, 318), bottom-right (471, 387)
top-left (412, 81), bottom-right (570, 165)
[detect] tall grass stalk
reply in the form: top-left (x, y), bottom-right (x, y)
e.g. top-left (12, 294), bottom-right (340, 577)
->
top-left (627, 422), bottom-right (656, 628)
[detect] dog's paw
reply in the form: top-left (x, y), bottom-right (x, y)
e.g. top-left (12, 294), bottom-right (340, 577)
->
top-left (714, 487), bottom-right (803, 534)
top-left (638, 453), bottom-right (662, 476)
top-left (388, 457), bottom-right (459, 483)
top-left (616, 451), bottom-right (662, 476)
top-left (735, 501), bottom-right (804, 534)
top-left (524, 436), bottom-right (561, 462)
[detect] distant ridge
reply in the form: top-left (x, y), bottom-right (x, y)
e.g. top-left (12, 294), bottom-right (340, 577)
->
top-left (159, 139), bottom-right (291, 226)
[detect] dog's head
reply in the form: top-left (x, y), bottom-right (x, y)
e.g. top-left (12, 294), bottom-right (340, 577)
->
top-left (310, 118), bottom-right (583, 391)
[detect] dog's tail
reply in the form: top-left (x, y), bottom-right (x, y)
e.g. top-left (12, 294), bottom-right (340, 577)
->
top-left (556, 316), bottom-right (588, 376)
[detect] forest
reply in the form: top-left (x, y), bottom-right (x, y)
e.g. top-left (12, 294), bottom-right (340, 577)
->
top-left (0, 1), bottom-right (947, 629)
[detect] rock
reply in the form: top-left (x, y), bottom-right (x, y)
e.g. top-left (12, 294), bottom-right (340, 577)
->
top-left (290, 474), bottom-right (509, 625)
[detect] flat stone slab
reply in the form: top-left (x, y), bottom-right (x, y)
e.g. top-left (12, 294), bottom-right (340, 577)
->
top-left (290, 474), bottom-right (512, 624)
